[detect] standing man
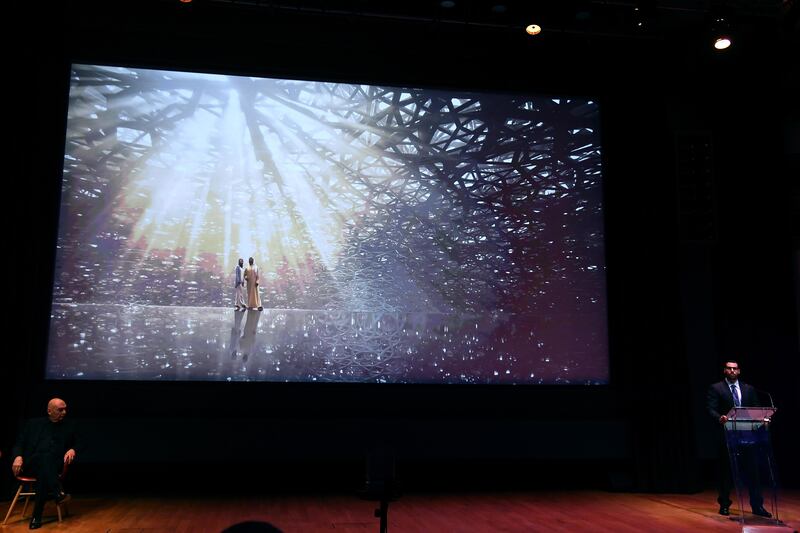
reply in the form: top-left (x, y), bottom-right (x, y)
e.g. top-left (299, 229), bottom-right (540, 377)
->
top-left (244, 257), bottom-right (263, 311)
top-left (706, 360), bottom-right (771, 518)
top-left (234, 258), bottom-right (247, 311)
top-left (11, 398), bottom-right (78, 529)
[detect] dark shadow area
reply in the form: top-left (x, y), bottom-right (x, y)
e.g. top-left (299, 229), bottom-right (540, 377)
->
top-left (2, 0), bottom-right (798, 507)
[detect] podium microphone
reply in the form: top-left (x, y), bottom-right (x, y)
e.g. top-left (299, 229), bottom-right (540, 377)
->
top-left (753, 386), bottom-right (775, 409)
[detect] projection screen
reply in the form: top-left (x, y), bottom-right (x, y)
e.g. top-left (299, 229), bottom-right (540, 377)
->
top-left (46, 64), bottom-right (609, 384)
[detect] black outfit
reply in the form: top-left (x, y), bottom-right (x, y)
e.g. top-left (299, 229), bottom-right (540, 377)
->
top-left (706, 380), bottom-right (763, 511)
top-left (11, 418), bottom-right (78, 522)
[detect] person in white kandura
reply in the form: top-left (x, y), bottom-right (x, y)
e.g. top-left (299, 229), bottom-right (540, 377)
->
top-left (233, 258), bottom-right (247, 311)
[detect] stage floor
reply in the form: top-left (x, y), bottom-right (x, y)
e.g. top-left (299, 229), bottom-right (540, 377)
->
top-left (2, 490), bottom-right (798, 532)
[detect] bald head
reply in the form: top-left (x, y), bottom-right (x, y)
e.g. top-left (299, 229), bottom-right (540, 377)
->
top-left (47, 398), bottom-right (67, 423)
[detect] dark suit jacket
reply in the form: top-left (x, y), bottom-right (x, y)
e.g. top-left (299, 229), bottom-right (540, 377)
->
top-left (11, 417), bottom-right (78, 460)
top-left (706, 380), bottom-right (760, 423)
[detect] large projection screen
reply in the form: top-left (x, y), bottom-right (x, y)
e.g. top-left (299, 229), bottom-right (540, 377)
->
top-left (46, 64), bottom-right (609, 384)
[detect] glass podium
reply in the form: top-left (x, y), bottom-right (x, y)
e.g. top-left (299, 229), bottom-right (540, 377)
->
top-left (723, 406), bottom-right (790, 531)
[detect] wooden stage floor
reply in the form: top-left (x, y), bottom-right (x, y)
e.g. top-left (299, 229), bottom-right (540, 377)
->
top-left (2, 490), bottom-right (798, 532)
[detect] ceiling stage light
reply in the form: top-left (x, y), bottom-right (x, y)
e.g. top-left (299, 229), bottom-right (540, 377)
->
top-left (525, 24), bottom-right (542, 36)
top-left (714, 36), bottom-right (732, 50)
top-left (711, 15), bottom-right (733, 51)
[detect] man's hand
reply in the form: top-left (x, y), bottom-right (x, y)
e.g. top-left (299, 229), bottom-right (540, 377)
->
top-left (719, 415), bottom-right (728, 425)
top-left (12, 456), bottom-right (23, 476)
top-left (64, 449), bottom-right (76, 464)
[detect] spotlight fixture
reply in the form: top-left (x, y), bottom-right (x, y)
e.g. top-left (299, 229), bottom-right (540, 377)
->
top-left (633, 0), bottom-right (655, 31)
top-left (711, 16), bottom-right (732, 51)
top-left (525, 24), bottom-right (542, 36)
top-left (179, 0), bottom-right (193, 3)
top-left (714, 36), bottom-right (732, 50)
top-left (634, 8), bottom-right (644, 29)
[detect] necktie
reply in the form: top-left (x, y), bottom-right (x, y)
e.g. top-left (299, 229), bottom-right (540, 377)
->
top-left (730, 383), bottom-right (741, 407)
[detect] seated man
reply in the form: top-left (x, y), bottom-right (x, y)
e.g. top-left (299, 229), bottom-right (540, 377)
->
top-left (11, 398), bottom-right (78, 530)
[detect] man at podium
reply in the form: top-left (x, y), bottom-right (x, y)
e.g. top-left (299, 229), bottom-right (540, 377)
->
top-left (706, 359), bottom-right (772, 518)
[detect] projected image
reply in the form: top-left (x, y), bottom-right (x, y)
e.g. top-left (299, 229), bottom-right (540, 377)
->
top-left (47, 64), bottom-right (608, 384)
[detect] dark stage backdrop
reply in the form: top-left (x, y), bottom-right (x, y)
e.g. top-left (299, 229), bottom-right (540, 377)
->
top-left (3, 0), bottom-right (797, 498)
